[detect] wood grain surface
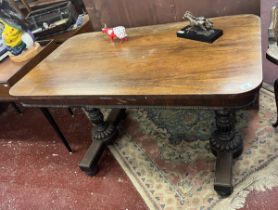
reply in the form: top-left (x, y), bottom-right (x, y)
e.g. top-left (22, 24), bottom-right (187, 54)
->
top-left (10, 15), bottom-right (262, 107)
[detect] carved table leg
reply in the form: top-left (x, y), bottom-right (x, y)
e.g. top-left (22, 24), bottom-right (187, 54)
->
top-left (273, 79), bottom-right (278, 127)
top-left (210, 110), bottom-right (243, 196)
top-left (79, 108), bottom-right (126, 176)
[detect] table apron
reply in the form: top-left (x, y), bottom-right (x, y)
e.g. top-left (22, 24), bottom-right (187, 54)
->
top-left (19, 96), bottom-right (258, 111)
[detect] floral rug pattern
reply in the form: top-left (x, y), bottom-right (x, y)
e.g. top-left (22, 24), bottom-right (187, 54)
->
top-left (108, 87), bottom-right (278, 210)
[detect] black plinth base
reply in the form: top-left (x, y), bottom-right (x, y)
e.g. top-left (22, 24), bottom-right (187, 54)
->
top-left (177, 25), bottom-right (223, 43)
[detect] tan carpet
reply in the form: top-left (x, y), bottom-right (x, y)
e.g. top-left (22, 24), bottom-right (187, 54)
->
top-left (109, 87), bottom-right (278, 210)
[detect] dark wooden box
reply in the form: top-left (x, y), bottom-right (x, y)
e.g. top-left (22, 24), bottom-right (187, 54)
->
top-left (26, 1), bottom-right (78, 39)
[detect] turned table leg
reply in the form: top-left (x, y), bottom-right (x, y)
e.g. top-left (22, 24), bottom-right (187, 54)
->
top-left (210, 110), bottom-right (243, 196)
top-left (273, 79), bottom-right (278, 127)
top-left (79, 108), bottom-right (126, 176)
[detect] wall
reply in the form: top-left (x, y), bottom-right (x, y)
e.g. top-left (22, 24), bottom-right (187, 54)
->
top-left (261, 0), bottom-right (278, 85)
top-left (82, 0), bottom-right (260, 30)
top-left (83, 0), bottom-right (275, 84)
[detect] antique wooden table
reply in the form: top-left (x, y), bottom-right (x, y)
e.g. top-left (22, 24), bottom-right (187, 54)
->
top-left (0, 40), bottom-right (72, 152)
top-left (10, 15), bottom-right (262, 196)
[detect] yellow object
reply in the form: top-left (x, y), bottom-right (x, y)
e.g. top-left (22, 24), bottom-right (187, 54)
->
top-left (0, 19), bottom-right (23, 47)
top-left (9, 42), bottom-right (41, 63)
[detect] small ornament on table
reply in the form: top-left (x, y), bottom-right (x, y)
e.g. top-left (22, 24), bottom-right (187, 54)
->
top-left (0, 0), bottom-right (41, 62)
top-left (177, 11), bottom-right (223, 43)
top-left (101, 24), bottom-right (128, 43)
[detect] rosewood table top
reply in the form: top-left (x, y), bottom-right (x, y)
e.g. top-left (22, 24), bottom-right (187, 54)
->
top-left (10, 14), bottom-right (262, 108)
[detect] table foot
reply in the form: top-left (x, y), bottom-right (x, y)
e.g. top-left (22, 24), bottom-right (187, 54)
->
top-left (79, 137), bottom-right (104, 175)
top-left (214, 151), bottom-right (233, 196)
top-left (86, 165), bottom-right (99, 176)
top-left (210, 110), bottom-right (243, 196)
top-left (273, 79), bottom-right (278, 127)
top-left (79, 108), bottom-right (126, 175)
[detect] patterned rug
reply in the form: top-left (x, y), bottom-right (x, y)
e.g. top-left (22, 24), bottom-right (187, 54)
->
top-left (107, 87), bottom-right (278, 210)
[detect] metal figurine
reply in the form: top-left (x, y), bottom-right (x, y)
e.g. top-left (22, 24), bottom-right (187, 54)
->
top-left (177, 11), bottom-right (223, 43)
top-left (266, 3), bottom-right (278, 64)
top-left (183, 11), bottom-right (213, 33)
top-left (101, 24), bottom-right (128, 43)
